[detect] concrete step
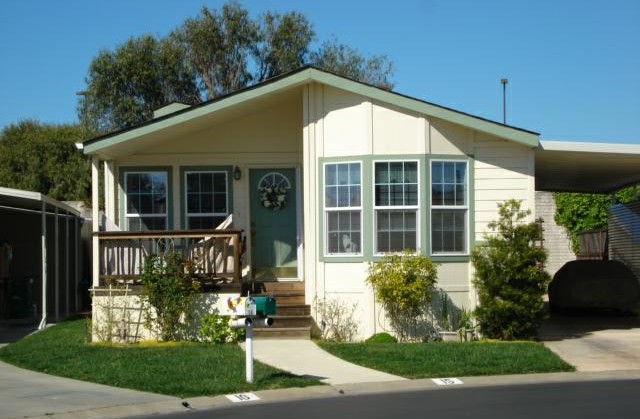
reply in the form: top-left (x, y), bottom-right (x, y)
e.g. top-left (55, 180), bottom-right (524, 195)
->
top-left (270, 294), bottom-right (305, 305)
top-left (253, 327), bottom-right (311, 339)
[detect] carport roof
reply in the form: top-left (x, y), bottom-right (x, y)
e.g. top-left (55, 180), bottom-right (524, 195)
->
top-left (536, 140), bottom-right (640, 194)
top-left (0, 187), bottom-right (80, 216)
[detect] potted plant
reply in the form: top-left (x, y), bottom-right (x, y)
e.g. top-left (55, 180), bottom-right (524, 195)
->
top-left (438, 294), bottom-right (459, 342)
top-left (456, 308), bottom-right (475, 342)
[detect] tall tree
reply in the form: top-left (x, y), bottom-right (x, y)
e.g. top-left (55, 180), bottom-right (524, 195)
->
top-left (254, 11), bottom-right (314, 80)
top-left (310, 40), bottom-right (394, 89)
top-left (0, 120), bottom-right (90, 200)
top-left (79, 35), bottom-right (199, 133)
top-left (78, 1), bottom-right (395, 133)
top-left (171, 3), bottom-right (257, 99)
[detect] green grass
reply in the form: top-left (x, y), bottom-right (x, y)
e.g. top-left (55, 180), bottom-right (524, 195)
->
top-left (0, 319), bottom-right (320, 397)
top-left (318, 341), bottom-right (574, 378)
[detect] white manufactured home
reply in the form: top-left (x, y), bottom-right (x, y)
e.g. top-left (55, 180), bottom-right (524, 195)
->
top-left (81, 67), bottom-right (640, 340)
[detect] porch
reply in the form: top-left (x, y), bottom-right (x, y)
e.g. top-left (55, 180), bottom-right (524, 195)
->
top-left (94, 229), bottom-right (245, 289)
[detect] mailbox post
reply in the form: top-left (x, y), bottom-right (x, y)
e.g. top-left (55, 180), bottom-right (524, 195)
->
top-left (226, 294), bottom-right (275, 383)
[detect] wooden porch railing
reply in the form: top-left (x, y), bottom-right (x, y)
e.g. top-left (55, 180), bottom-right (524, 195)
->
top-left (94, 230), bottom-right (244, 287)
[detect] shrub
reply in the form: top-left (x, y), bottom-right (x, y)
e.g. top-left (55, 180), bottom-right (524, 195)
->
top-left (140, 252), bottom-right (201, 341)
top-left (315, 297), bottom-right (359, 342)
top-left (471, 200), bottom-right (551, 340)
top-left (366, 251), bottom-right (438, 342)
top-left (365, 332), bottom-right (397, 343)
top-left (198, 313), bottom-right (245, 344)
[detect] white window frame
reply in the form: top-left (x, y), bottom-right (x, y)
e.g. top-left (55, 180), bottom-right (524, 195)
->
top-left (323, 161), bottom-right (363, 257)
top-left (430, 160), bottom-right (469, 255)
top-left (124, 171), bottom-right (168, 231)
top-left (373, 160), bottom-right (420, 255)
top-left (184, 170), bottom-right (229, 230)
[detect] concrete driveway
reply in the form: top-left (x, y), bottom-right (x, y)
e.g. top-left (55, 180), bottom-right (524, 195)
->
top-left (539, 314), bottom-right (640, 372)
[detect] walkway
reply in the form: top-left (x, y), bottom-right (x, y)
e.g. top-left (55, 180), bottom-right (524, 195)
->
top-left (243, 339), bottom-right (406, 385)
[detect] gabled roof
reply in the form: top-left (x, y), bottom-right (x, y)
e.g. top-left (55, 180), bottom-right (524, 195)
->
top-left (82, 66), bottom-right (540, 156)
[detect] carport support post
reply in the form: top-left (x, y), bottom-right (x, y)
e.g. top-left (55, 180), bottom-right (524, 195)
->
top-left (54, 206), bottom-right (59, 322)
top-left (38, 201), bottom-right (47, 330)
top-left (65, 215), bottom-right (69, 317)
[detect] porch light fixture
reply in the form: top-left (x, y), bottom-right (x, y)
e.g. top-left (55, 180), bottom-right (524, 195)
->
top-left (234, 166), bottom-right (242, 181)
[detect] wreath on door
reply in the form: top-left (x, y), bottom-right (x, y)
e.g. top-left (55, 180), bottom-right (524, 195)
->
top-left (258, 172), bottom-right (291, 211)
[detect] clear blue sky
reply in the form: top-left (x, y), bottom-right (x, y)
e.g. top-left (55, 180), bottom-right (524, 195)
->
top-left (1, 0), bottom-right (638, 143)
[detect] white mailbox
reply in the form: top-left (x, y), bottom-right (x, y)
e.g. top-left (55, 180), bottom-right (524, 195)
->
top-left (225, 296), bottom-right (256, 316)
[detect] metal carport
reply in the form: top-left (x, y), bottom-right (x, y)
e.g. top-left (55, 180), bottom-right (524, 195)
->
top-left (0, 187), bottom-right (85, 329)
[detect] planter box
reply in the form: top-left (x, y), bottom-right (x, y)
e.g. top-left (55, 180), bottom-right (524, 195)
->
top-left (439, 331), bottom-right (460, 342)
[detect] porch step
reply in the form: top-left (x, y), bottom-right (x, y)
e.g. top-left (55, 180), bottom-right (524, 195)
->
top-left (247, 281), bottom-right (313, 339)
top-left (276, 304), bottom-right (311, 316)
top-left (253, 327), bottom-right (311, 339)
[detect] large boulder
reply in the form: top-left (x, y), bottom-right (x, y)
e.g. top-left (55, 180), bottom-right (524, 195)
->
top-left (549, 260), bottom-right (640, 313)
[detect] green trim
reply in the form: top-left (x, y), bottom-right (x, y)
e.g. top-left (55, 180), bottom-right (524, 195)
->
top-left (118, 166), bottom-right (173, 230)
top-left (318, 153), bottom-right (476, 264)
top-left (178, 166), bottom-right (233, 229)
top-left (84, 68), bottom-right (539, 156)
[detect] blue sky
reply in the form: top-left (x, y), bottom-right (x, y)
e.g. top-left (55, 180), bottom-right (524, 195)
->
top-left (0, 0), bottom-right (638, 143)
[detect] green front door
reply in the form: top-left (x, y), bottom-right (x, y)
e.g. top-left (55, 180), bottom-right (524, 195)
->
top-left (250, 169), bottom-right (298, 279)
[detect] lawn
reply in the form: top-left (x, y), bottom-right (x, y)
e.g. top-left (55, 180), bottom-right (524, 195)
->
top-left (0, 319), bottom-right (320, 397)
top-left (318, 340), bottom-right (574, 378)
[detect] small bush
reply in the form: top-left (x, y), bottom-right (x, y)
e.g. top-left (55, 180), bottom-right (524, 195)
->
top-left (198, 313), bottom-right (245, 344)
top-left (315, 297), bottom-right (359, 342)
top-left (366, 251), bottom-right (438, 342)
top-left (365, 332), bottom-right (397, 343)
top-left (140, 252), bottom-right (201, 341)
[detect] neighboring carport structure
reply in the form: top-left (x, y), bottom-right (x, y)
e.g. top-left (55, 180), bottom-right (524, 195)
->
top-left (0, 187), bottom-right (85, 328)
top-left (535, 140), bottom-right (640, 311)
top-left (536, 140), bottom-right (640, 194)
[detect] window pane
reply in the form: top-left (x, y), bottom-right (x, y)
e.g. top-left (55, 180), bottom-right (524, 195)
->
top-left (140, 174), bottom-right (153, 192)
top-left (349, 163), bottom-right (361, 185)
top-left (213, 173), bottom-right (226, 191)
top-left (337, 164), bottom-right (349, 185)
top-left (140, 195), bottom-right (152, 213)
top-left (389, 162), bottom-right (403, 183)
top-left (127, 174), bottom-right (140, 193)
top-left (325, 186), bottom-right (337, 207)
top-left (127, 195), bottom-right (139, 213)
top-left (325, 164), bottom-right (337, 186)
top-left (375, 163), bottom-right (389, 183)
top-left (213, 192), bottom-right (227, 213)
top-left (375, 184), bottom-right (389, 206)
top-left (337, 185), bottom-right (349, 207)
top-left (443, 185), bottom-right (455, 205)
top-left (405, 162), bottom-right (417, 183)
top-left (350, 185), bottom-right (361, 207)
top-left (389, 185), bottom-right (404, 205)
top-left (432, 184), bottom-right (443, 206)
top-left (455, 184), bottom-right (466, 205)
top-left (187, 193), bottom-right (199, 213)
top-left (377, 231), bottom-right (389, 253)
top-left (443, 163), bottom-right (454, 183)
top-left (406, 184), bottom-right (418, 206)
top-left (432, 162), bottom-right (443, 183)
top-left (186, 173), bottom-right (198, 193)
top-left (153, 196), bottom-right (166, 214)
top-left (455, 163), bottom-right (466, 183)
top-left (201, 193), bottom-right (213, 213)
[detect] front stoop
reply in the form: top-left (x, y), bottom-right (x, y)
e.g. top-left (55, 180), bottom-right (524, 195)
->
top-left (246, 281), bottom-right (312, 339)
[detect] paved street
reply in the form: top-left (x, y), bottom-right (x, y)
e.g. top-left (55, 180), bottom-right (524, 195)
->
top-left (134, 378), bottom-right (640, 419)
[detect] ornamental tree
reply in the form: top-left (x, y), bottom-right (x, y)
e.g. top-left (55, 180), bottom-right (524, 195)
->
top-left (471, 200), bottom-right (550, 340)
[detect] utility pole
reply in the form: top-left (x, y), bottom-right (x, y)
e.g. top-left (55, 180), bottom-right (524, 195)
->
top-left (500, 78), bottom-right (508, 124)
